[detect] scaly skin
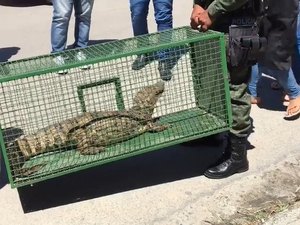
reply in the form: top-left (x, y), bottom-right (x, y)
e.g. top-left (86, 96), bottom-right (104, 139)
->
top-left (9, 81), bottom-right (167, 177)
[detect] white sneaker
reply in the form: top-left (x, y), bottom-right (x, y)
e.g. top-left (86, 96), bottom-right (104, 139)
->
top-left (76, 51), bottom-right (91, 70)
top-left (53, 55), bottom-right (68, 75)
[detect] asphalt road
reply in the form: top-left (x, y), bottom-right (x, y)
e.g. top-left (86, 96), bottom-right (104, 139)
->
top-left (1, 1), bottom-right (300, 225)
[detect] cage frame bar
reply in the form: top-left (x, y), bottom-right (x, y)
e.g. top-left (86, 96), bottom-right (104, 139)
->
top-left (77, 77), bottom-right (125, 112)
top-left (0, 27), bottom-right (223, 83)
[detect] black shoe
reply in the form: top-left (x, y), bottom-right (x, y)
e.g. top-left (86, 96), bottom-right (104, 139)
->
top-left (204, 158), bottom-right (249, 179)
top-left (158, 60), bottom-right (173, 81)
top-left (132, 54), bottom-right (154, 70)
top-left (204, 136), bottom-right (249, 179)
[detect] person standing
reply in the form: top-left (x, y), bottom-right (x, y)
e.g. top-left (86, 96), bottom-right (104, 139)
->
top-left (51, 0), bottom-right (94, 74)
top-left (292, 4), bottom-right (300, 83)
top-left (191, 0), bottom-right (264, 179)
top-left (247, 0), bottom-right (300, 121)
top-left (258, 0), bottom-right (300, 120)
top-left (129, 0), bottom-right (174, 80)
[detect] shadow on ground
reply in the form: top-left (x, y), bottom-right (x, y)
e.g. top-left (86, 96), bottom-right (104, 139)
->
top-left (88, 39), bottom-right (118, 46)
top-left (0, 127), bottom-right (24, 189)
top-left (0, 0), bottom-right (51, 7)
top-left (0, 150), bottom-right (9, 189)
top-left (256, 76), bottom-right (286, 111)
top-left (65, 39), bottom-right (118, 50)
top-left (0, 47), bottom-right (20, 62)
top-left (16, 134), bottom-right (227, 213)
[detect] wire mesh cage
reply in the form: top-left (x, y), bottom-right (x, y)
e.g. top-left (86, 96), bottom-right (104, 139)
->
top-left (0, 26), bottom-right (232, 188)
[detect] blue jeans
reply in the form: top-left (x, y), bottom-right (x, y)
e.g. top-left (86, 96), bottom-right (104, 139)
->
top-left (292, 10), bottom-right (300, 84)
top-left (248, 64), bottom-right (300, 99)
top-left (51, 0), bottom-right (94, 53)
top-left (129, 0), bottom-right (173, 60)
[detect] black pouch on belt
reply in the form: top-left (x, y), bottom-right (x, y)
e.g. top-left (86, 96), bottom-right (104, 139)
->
top-left (229, 25), bottom-right (266, 67)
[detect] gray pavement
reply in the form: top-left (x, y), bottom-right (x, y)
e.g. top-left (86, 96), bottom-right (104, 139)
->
top-left (264, 207), bottom-right (300, 225)
top-left (1, 1), bottom-right (300, 225)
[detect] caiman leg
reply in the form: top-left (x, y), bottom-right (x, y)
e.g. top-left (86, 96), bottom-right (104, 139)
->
top-left (72, 128), bottom-right (105, 155)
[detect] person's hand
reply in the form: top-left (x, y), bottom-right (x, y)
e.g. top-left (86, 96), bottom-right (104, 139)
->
top-left (190, 4), bottom-right (213, 32)
top-left (190, 4), bottom-right (206, 30)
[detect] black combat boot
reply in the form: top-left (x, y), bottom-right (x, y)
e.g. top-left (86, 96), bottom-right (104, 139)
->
top-left (204, 137), bottom-right (249, 179)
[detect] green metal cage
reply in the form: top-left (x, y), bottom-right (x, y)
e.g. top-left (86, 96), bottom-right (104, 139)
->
top-left (0, 26), bottom-right (232, 188)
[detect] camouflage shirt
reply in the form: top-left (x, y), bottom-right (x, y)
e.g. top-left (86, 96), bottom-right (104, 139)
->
top-left (193, 0), bottom-right (257, 32)
top-left (194, 0), bottom-right (249, 20)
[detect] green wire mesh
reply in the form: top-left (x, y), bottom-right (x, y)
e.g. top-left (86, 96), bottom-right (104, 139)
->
top-left (0, 26), bottom-right (232, 188)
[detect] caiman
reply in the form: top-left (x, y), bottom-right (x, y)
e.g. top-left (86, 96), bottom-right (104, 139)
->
top-left (7, 81), bottom-right (168, 177)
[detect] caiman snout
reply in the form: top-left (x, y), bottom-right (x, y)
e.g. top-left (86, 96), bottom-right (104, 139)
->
top-left (130, 81), bottom-right (166, 116)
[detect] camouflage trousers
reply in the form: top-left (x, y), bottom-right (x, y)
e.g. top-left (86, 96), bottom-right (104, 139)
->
top-left (225, 33), bottom-right (252, 139)
top-left (228, 65), bottom-right (252, 138)
top-left (189, 37), bottom-right (251, 139)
